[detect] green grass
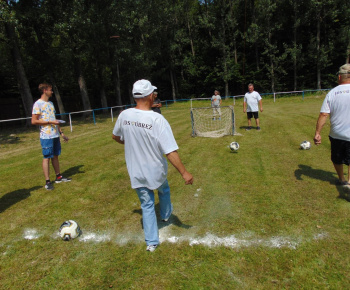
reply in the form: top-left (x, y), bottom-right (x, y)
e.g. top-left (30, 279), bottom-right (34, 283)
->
top-left (1, 93), bottom-right (350, 288)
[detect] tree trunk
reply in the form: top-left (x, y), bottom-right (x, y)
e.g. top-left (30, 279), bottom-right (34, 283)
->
top-left (270, 57), bottom-right (275, 93)
top-left (33, 25), bottom-right (66, 119)
top-left (170, 69), bottom-right (177, 102)
top-left (293, 0), bottom-right (297, 91)
top-left (48, 71), bottom-right (67, 120)
top-left (113, 58), bottom-right (122, 107)
top-left (96, 63), bottom-right (108, 113)
top-left (4, 22), bottom-right (33, 124)
top-left (316, 17), bottom-right (321, 89)
top-left (268, 27), bottom-right (275, 93)
top-left (251, 0), bottom-right (259, 71)
top-left (74, 58), bottom-right (91, 115)
top-left (187, 18), bottom-right (195, 57)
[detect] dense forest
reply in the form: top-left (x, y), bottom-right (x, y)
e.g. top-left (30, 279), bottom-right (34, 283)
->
top-left (0, 0), bottom-right (349, 120)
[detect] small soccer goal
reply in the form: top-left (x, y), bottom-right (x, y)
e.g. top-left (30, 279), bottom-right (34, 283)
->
top-left (190, 105), bottom-right (236, 137)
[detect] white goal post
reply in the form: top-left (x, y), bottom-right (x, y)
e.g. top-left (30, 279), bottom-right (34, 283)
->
top-left (190, 105), bottom-right (236, 137)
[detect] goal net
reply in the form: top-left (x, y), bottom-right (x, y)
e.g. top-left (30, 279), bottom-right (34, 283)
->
top-left (190, 105), bottom-right (236, 137)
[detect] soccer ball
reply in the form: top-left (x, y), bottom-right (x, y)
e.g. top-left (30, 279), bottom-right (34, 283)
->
top-left (230, 142), bottom-right (239, 151)
top-left (300, 141), bottom-right (311, 150)
top-left (59, 220), bottom-right (81, 241)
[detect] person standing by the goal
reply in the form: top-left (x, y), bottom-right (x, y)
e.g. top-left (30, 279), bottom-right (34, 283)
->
top-left (151, 91), bottom-right (162, 114)
top-left (211, 90), bottom-right (222, 120)
top-left (243, 83), bottom-right (263, 131)
top-left (112, 79), bottom-right (193, 252)
top-left (314, 64), bottom-right (350, 193)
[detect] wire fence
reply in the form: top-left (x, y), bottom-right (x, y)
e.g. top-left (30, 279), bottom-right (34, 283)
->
top-left (0, 89), bottom-right (330, 132)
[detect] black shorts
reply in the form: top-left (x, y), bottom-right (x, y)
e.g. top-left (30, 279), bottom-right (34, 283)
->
top-left (247, 112), bottom-right (259, 119)
top-left (329, 136), bottom-right (350, 166)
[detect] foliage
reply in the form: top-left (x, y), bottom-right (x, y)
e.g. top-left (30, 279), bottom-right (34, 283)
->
top-left (0, 0), bottom-right (349, 118)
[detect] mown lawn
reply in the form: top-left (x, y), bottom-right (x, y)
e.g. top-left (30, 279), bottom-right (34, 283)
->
top-left (1, 93), bottom-right (350, 289)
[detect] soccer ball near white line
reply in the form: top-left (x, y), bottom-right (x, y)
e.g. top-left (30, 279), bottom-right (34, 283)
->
top-left (59, 220), bottom-right (82, 241)
top-left (230, 142), bottom-right (239, 151)
top-left (300, 141), bottom-right (311, 150)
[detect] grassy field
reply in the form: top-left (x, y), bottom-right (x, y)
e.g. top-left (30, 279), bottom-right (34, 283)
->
top-left (1, 93), bottom-right (350, 289)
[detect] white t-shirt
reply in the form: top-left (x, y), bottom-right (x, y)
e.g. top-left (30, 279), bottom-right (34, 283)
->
top-left (113, 108), bottom-right (179, 190)
top-left (32, 99), bottom-right (59, 139)
top-left (211, 95), bottom-right (221, 107)
top-left (244, 91), bottom-right (262, 112)
top-left (320, 84), bottom-right (350, 141)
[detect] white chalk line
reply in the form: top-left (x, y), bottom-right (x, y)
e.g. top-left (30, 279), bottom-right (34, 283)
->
top-left (18, 226), bottom-right (328, 250)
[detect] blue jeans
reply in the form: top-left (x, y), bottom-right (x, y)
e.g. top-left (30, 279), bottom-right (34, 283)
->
top-left (135, 179), bottom-right (173, 246)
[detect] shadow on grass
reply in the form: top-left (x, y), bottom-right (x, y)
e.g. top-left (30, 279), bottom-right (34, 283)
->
top-left (133, 203), bottom-right (192, 230)
top-left (60, 165), bottom-right (85, 178)
top-left (295, 164), bottom-right (336, 183)
top-left (0, 134), bottom-right (23, 145)
top-left (294, 164), bottom-right (349, 201)
top-left (0, 186), bottom-right (41, 213)
top-left (239, 126), bottom-right (257, 130)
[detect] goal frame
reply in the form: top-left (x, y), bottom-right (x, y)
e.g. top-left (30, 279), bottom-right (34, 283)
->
top-left (190, 105), bottom-right (235, 137)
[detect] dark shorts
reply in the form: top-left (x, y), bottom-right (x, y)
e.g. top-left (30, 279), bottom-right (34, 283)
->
top-left (247, 112), bottom-right (259, 119)
top-left (40, 137), bottom-right (61, 159)
top-left (329, 136), bottom-right (350, 166)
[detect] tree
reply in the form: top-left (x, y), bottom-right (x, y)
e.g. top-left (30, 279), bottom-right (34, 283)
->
top-left (14, 0), bottom-right (68, 118)
top-left (2, 0), bottom-right (33, 124)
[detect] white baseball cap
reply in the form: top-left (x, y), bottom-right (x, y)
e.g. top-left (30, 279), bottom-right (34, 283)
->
top-left (338, 64), bottom-right (350, 74)
top-left (132, 79), bottom-right (157, 98)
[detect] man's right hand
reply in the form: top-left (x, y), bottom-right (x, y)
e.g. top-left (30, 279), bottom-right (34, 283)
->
top-left (314, 133), bottom-right (322, 145)
top-left (182, 171), bottom-right (193, 185)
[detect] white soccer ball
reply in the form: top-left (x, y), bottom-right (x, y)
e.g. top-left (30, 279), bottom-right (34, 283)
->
top-left (59, 220), bottom-right (81, 241)
top-left (230, 142), bottom-right (239, 151)
top-left (300, 141), bottom-right (311, 150)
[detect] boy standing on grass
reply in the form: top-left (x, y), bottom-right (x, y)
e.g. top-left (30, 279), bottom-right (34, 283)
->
top-left (31, 83), bottom-right (71, 190)
top-left (211, 90), bottom-right (222, 120)
top-left (314, 64), bottom-right (350, 197)
top-left (243, 83), bottom-right (263, 131)
top-left (112, 79), bottom-right (193, 252)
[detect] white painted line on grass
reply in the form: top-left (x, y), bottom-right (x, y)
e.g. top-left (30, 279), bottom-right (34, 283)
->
top-left (17, 227), bottom-right (328, 250)
top-left (23, 229), bottom-right (40, 240)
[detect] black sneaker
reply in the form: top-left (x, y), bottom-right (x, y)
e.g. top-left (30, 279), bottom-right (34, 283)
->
top-left (257, 126), bottom-right (261, 131)
top-left (45, 181), bottom-right (54, 190)
top-left (55, 175), bottom-right (72, 183)
top-left (245, 127), bottom-right (251, 131)
top-left (336, 180), bottom-right (350, 185)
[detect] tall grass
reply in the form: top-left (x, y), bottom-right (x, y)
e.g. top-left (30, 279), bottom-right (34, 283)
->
top-left (1, 93), bottom-right (350, 288)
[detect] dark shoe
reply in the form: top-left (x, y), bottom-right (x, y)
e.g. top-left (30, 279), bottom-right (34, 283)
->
top-left (45, 181), bottom-right (54, 190)
top-left (336, 180), bottom-right (349, 185)
top-left (245, 127), bottom-right (251, 131)
top-left (257, 126), bottom-right (261, 131)
top-left (55, 175), bottom-right (72, 183)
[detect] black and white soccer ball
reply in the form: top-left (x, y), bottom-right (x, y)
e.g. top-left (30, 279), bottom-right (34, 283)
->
top-left (59, 220), bottom-right (82, 241)
top-left (300, 141), bottom-right (311, 150)
top-left (230, 142), bottom-right (240, 151)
